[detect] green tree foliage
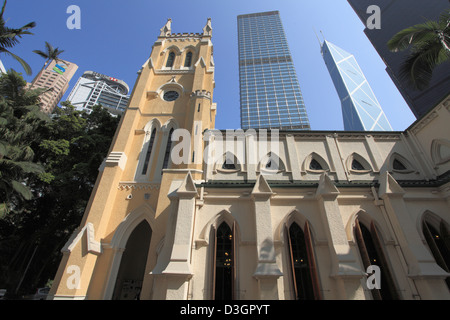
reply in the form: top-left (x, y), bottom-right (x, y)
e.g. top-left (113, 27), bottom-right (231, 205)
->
top-left (0, 74), bottom-right (120, 296)
top-left (387, 10), bottom-right (450, 90)
top-left (0, 70), bottom-right (48, 216)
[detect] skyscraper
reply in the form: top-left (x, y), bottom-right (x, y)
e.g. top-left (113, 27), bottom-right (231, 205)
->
top-left (67, 71), bottom-right (130, 115)
top-left (321, 40), bottom-right (392, 131)
top-left (29, 59), bottom-right (78, 114)
top-left (347, 0), bottom-right (450, 118)
top-left (237, 11), bottom-right (310, 130)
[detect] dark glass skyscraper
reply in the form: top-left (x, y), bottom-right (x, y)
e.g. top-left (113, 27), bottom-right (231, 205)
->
top-left (238, 11), bottom-right (310, 130)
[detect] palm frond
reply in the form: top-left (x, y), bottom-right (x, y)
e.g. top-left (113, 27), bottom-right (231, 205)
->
top-left (0, 1), bottom-right (7, 19)
top-left (0, 139), bottom-right (6, 156)
top-left (32, 49), bottom-right (49, 60)
top-left (387, 22), bottom-right (440, 52)
top-left (398, 40), bottom-right (448, 90)
top-left (44, 41), bottom-right (54, 55)
top-left (0, 47), bottom-right (31, 75)
top-left (34, 42), bottom-right (65, 63)
top-left (0, 23), bottom-right (36, 48)
top-left (10, 180), bottom-right (32, 200)
top-left (388, 9), bottom-right (450, 90)
top-left (14, 161), bottom-right (44, 174)
top-left (0, 30), bottom-right (22, 48)
top-left (20, 21), bottom-right (35, 31)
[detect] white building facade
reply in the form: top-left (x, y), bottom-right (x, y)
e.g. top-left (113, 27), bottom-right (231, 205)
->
top-left (67, 71), bottom-right (130, 115)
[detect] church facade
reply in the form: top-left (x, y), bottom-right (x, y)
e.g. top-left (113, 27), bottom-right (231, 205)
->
top-left (49, 19), bottom-right (450, 300)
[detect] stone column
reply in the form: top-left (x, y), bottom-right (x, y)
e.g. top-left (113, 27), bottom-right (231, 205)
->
top-left (162, 172), bottom-right (198, 299)
top-left (251, 175), bottom-right (283, 299)
top-left (285, 134), bottom-right (302, 181)
top-left (378, 172), bottom-right (450, 299)
top-left (315, 173), bottom-right (365, 299)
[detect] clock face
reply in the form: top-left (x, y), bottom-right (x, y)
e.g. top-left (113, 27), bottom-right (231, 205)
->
top-left (163, 91), bottom-right (179, 101)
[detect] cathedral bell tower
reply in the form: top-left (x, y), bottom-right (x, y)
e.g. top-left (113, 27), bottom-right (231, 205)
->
top-left (49, 18), bottom-right (216, 300)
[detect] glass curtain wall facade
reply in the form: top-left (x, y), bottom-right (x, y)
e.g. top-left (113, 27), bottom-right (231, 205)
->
top-left (238, 11), bottom-right (310, 130)
top-left (321, 40), bottom-right (392, 131)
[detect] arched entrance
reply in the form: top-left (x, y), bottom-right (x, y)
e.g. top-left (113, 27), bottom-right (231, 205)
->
top-left (112, 220), bottom-right (152, 300)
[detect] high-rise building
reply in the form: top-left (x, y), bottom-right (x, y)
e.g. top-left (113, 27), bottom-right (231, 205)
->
top-left (29, 59), bottom-right (78, 113)
top-left (67, 71), bottom-right (130, 115)
top-left (237, 11), bottom-right (310, 130)
top-left (321, 40), bottom-right (392, 131)
top-left (347, 0), bottom-right (450, 118)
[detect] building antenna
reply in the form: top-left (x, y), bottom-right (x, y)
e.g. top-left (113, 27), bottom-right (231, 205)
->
top-left (313, 27), bottom-right (324, 54)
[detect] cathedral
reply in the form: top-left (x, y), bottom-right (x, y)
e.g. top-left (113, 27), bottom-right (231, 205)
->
top-left (48, 18), bottom-right (450, 300)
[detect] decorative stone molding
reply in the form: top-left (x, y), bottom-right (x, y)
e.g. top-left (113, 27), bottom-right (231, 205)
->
top-left (153, 69), bottom-right (195, 75)
top-left (431, 139), bottom-right (450, 166)
top-left (444, 97), bottom-right (450, 112)
top-left (411, 110), bottom-right (439, 134)
top-left (159, 18), bottom-right (172, 37)
top-left (315, 173), bottom-right (340, 200)
top-left (118, 182), bottom-right (160, 191)
top-left (62, 223), bottom-right (101, 255)
top-left (190, 90), bottom-right (211, 100)
top-left (176, 171), bottom-right (198, 198)
top-left (378, 171), bottom-right (405, 198)
top-left (202, 18), bottom-right (212, 37)
top-left (146, 91), bottom-right (158, 99)
top-left (251, 174), bottom-right (274, 199)
top-left (166, 33), bottom-right (202, 40)
top-left (105, 152), bottom-right (127, 171)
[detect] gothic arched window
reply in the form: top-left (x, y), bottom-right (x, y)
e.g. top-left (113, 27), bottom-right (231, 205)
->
top-left (166, 51), bottom-right (175, 68)
top-left (393, 159), bottom-right (407, 171)
top-left (422, 219), bottom-right (450, 290)
top-left (309, 159), bottom-right (323, 171)
top-left (263, 152), bottom-right (282, 171)
top-left (220, 153), bottom-right (239, 171)
top-left (222, 158), bottom-right (236, 170)
top-left (352, 159), bottom-right (366, 171)
top-left (184, 51), bottom-right (193, 67)
top-left (213, 222), bottom-right (235, 300)
top-left (354, 219), bottom-right (399, 300)
top-left (162, 128), bottom-right (174, 171)
top-left (286, 221), bottom-right (321, 300)
top-left (141, 128), bottom-right (156, 175)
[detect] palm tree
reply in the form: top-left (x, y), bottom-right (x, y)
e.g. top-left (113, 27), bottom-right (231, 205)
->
top-left (33, 41), bottom-right (65, 71)
top-left (387, 10), bottom-right (450, 90)
top-left (0, 70), bottom-right (47, 216)
top-left (31, 42), bottom-right (65, 86)
top-left (0, 0), bottom-right (35, 75)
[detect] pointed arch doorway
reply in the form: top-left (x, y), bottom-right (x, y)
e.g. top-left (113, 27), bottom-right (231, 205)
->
top-left (112, 220), bottom-right (152, 300)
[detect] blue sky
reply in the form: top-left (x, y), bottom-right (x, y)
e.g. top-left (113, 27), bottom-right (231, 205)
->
top-left (2, 0), bottom-right (416, 131)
